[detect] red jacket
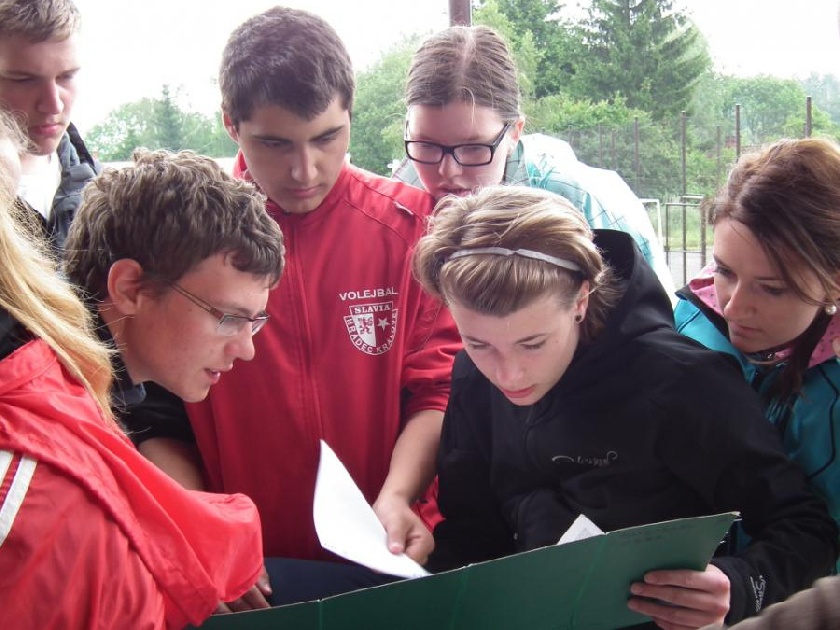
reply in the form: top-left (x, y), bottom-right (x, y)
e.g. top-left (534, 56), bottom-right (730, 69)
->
top-left (0, 340), bottom-right (263, 629)
top-left (186, 160), bottom-right (461, 559)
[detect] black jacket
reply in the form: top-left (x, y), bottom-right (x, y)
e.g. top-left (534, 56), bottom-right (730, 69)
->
top-left (430, 230), bottom-right (838, 624)
top-left (18, 123), bottom-right (99, 252)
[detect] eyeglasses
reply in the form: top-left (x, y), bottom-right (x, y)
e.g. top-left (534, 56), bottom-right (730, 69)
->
top-left (168, 283), bottom-right (269, 337)
top-left (404, 122), bottom-right (512, 167)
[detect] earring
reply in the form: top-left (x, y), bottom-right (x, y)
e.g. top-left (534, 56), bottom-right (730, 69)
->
top-left (827, 303), bottom-right (838, 316)
top-left (574, 313), bottom-right (584, 324)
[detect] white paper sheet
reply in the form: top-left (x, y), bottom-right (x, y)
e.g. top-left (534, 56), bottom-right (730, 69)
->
top-left (313, 440), bottom-right (430, 579)
top-left (557, 514), bottom-right (604, 545)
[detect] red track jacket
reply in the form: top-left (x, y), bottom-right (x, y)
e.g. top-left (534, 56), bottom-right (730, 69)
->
top-left (0, 340), bottom-right (263, 629)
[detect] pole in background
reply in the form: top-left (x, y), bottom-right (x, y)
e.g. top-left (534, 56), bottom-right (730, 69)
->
top-left (449, 0), bottom-right (471, 25)
top-left (805, 96), bottom-right (813, 138)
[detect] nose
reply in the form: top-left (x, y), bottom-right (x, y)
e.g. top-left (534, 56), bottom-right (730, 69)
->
top-left (437, 152), bottom-right (462, 178)
top-left (36, 81), bottom-right (65, 116)
top-left (290, 146), bottom-right (317, 184)
top-left (494, 355), bottom-right (525, 390)
top-left (722, 281), bottom-right (753, 321)
top-left (228, 328), bottom-right (256, 363)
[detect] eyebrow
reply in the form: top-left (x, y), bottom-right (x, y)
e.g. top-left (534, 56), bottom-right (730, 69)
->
top-left (1, 66), bottom-right (81, 78)
top-left (712, 255), bottom-right (783, 282)
top-left (463, 333), bottom-right (547, 345)
top-left (253, 124), bottom-right (345, 144)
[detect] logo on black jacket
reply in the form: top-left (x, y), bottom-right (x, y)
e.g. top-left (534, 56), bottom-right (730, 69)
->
top-left (552, 450), bottom-right (618, 468)
top-left (343, 301), bottom-right (398, 356)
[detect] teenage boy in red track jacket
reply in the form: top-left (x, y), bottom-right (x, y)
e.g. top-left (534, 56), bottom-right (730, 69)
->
top-left (124, 7), bottom-right (461, 600)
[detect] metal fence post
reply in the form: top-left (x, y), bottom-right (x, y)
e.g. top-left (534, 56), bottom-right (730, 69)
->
top-left (681, 112), bottom-right (687, 197)
top-left (598, 124), bottom-right (603, 167)
top-left (633, 116), bottom-right (640, 194)
top-left (805, 96), bottom-right (812, 138)
top-left (735, 104), bottom-right (741, 159)
top-left (449, 0), bottom-right (471, 25)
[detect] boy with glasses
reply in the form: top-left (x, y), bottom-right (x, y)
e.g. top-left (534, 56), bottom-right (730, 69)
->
top-left (64, 148), bottom-right (285, 427)
top-left (123, 7), bottom-right (461, 603)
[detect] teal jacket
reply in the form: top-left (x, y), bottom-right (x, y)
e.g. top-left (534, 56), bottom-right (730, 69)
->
top-left (675, 287), bottom-right (840, 571)
top-left (394, 134), bottom-right (674, 293)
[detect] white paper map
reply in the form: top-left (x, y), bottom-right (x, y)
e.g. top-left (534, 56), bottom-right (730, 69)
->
top-left (313, 440), bottom-right (430, 579)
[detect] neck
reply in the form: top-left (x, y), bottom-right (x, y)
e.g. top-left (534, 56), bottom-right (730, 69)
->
top-left (19, 151), bottom-right (53, 177)
top-left (97, 301), bottom-right (145, 385)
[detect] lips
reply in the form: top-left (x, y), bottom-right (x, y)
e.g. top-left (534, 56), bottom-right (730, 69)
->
top-left (29, 122), bottom-right (64, 138)
top-left (500, 386), bottom-right (535, 399)
top-left (285, 185), bottom-right (321, 199)
top-left (436, 187), bottom-right (470, 198)
top-left (728, 322), bottom-right (761, 338)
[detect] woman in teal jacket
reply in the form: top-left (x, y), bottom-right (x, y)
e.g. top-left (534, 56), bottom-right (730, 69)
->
top-left (675, 139), bottom-right (840, 565)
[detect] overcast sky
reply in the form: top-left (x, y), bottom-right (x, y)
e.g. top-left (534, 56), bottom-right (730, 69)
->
top-left (71, 0), bottom-right (840, 132)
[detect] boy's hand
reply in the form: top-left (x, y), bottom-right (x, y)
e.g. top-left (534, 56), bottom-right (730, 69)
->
top-left (213, 566), bottom-right (272, 613)
top-left (627, 563), bottom-right (730, 629)
top-left (373, 494), bottom-right (434, 565)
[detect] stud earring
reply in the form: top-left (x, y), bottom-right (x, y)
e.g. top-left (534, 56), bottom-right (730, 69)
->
top-left (574, 313), bottom-right (584, 324)
top-left (827, 303), bottom-right (838, 316)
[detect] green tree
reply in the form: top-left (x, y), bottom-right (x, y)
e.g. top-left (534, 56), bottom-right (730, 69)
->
top-left (800, 73), bottom-right (840, 127)
top-left (576, 0), bottom-right (711, 119)
top-left (86, 86), bottom-right (236, 162)
top-left (154, 84), bottom-right (184, 151)
top-left (85, 98), bottom-right (156, 161)
top-left (476, 0), bottom-right (578, 98)
top-left (717, 76), bottom-right (828, 146)
top-left (349, 37), bottom-right (419, 175)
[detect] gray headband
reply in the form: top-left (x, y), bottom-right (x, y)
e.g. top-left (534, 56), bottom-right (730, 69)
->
top-left (447, 247), bottom-right (582, 273)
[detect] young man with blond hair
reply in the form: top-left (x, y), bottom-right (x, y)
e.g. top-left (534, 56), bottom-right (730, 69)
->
top-left (0, 0), bottom-right (97, 249)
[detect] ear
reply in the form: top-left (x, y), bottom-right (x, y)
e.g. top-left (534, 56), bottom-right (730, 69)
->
top-left (222, 110), bottom-right (239, 144)
top-left (576, 280), bottom-right (591, 318)
top-left (509, 115), bottom-right (526, 144)
top-left (106, 259), bottom-right (146, 316)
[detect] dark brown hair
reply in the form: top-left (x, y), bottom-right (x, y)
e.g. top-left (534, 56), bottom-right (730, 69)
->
top-left (220, 7), bottom-right (354, 125)
top-left (706, 137), bottom-right (840, 402)
top-left (64, 149), bottom-right (285, 300)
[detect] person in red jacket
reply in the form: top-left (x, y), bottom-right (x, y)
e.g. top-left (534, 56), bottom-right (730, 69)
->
top-left (0, 113), bottom-right (270, 628)
top-left (122, 7), bottom-right (461, 604)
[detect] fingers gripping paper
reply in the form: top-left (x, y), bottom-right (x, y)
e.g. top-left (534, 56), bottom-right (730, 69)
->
top-left (313, 440), bottom-right (429, 579)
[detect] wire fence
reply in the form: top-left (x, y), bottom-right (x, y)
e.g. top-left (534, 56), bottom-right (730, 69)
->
top-left (543, 99), bottom-right (826, 286)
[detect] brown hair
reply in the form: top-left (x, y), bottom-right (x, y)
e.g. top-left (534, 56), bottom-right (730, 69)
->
top-left (413, 186), bottom-right (621, 342)
top-left (64, 149), bottom-right (285, 301)
top-left (220, 6), bottom-right (354, 126)
top-left (706, 137), bottom-right (840, 401)
top-left (405, 25), bottom-right (520, 122)
top-left (0, 0), bottom-right (80, 42)
top-left (0, 110), bottom-right (114, 425)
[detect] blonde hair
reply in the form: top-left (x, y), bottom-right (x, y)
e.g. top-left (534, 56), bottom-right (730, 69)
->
top-left (413, 186), bottom-right (622, 341)
top-left (0, 111), bottom-right (115, 425)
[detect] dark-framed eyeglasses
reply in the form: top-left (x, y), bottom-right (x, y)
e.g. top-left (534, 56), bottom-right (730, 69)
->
top-left (404, 122), bottom-right (512, 167)
top-left (168, 282), bottom-right (269, 337)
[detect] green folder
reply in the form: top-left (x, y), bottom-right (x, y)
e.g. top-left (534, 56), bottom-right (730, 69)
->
top-left (196, 512), bottom-right (737, 630)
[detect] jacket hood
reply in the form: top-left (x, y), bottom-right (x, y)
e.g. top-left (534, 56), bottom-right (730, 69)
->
top-left (558, 230), bottom-right (674, 391)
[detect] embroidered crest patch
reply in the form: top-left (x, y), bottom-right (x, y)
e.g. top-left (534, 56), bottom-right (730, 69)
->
top-left (343, 301), bottom-right (398, 355)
